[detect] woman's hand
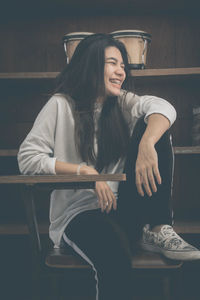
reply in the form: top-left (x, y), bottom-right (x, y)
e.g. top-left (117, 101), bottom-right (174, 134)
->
top-left (80, 165), bottom-right (117, 213)
top-left (135, 139), bottom-right (161, 197)
top-left (95, 181), bottom-right (117, 213)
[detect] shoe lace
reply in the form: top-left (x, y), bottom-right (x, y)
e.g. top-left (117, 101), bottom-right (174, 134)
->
top-left (160, 227), bottom-right (184, 248)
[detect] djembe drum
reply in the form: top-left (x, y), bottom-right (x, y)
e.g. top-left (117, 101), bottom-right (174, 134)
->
top-left (110, 30), bottom-right (151, 69)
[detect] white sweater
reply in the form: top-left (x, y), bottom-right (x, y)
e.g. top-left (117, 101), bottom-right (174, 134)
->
top-left (17, 90), bottom-right (176, 247)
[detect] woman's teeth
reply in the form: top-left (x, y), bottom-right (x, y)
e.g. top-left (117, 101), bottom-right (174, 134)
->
top-left (110, 79), bottom-right (121, 85)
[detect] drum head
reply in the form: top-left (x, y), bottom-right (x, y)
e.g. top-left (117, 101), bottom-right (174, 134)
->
top-left (110, 30), bottom-right (151, 42)
top-left (63, 32), bottom-right (94, 42)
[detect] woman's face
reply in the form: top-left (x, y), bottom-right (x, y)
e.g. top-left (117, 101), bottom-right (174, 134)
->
top-left (104, 46), bottom-right (126, 97)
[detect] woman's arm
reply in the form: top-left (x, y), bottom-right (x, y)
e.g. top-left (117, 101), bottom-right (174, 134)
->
top-left (135, 113), bottom-right (170, 197)
top-left (18, 97), bottom-right (58, 175)
top-left (121, 92), bottom-right (177, 129)
top-left (55, 160), bottom-right (82, 174)
top-left (121, 92), bottom-right (176, 197)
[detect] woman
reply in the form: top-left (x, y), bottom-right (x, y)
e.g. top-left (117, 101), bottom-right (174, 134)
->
top-left (18, 33), bottom-right (200, 300)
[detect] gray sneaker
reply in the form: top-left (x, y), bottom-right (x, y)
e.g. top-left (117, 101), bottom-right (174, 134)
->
top-left (139, 224), bottom-right (200, 261)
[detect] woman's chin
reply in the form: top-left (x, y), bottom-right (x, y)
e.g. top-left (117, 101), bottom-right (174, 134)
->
top-left (106, 89), bottom-right (121, 97)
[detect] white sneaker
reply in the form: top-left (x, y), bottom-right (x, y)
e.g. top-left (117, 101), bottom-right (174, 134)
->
top-left (139, 224), bottom-right (200, 261)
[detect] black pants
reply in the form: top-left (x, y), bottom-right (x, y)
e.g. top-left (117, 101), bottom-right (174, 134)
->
top-left (63, 118), bottom-right (174, 300)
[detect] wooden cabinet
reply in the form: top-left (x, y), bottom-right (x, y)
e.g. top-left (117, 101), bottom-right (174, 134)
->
top-left (0, 0), bottom-right (200, 235)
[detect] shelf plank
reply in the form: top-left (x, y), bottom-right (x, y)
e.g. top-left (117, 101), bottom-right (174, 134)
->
top-left (1, 221), bottom-right (200, 235)
top-left (0, 174), bottom-right (126, 184)
top-left (131, 67), bottom-right (200, 77)
top-left (0, 223), bottom-right (48, 235)
top-left (1, 147), bottom-right (200, 158)
top-left (174, 221), bottom-right (200, 234)
top-left (0, 72), bottom-right (58, 79)
top-left (0, 149), bottom-right (18, 156)
top-left (0, 68), bottom-right (200, 80)
top-left (174, 146), bottom-right (200, 154)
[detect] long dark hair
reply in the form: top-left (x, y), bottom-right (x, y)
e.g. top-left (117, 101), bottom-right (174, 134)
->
top-left (55, 33), bottom-right (132, 171)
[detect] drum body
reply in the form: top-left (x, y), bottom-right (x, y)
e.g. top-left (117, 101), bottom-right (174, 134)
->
top-left (63, 32), bottom-right (94, 63)
top-left (110, 30), bottom-right (151, 69)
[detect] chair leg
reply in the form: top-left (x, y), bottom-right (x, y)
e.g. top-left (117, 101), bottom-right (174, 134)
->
top-left (162, 269), bottom-right (183, 300)
top-left (170, 269), bottom-right (183, 300)
top-left (29, 264), bottom-right (40, 300)
top-left (48, 273), bottom-right (64, 300)
top-left (162, 275), bottom-right (171, 300)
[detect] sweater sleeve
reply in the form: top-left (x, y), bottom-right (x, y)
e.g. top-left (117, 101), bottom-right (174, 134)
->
top-left (17, 96), bottom-right (58, 175)
top-left (121, 91), bottom-right (177, 127)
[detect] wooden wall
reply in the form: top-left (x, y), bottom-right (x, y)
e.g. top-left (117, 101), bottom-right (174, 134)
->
top-left (0, 11), bottom-right (200, 147)
top-left (0, 6), bottom-right (200, 218)
top-left (0, 2), bottom-right (200, 299)
top-left (0, 12), bottom-right (200, 72)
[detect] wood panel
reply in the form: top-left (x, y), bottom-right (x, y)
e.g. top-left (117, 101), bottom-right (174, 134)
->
top-left (0, 122), bottom-right (33, 148)
top-left (1, 67), bottom-right (200, 79)
top-left (0, 3), bottom-right (199, 297)
top-left (0, 183), bottom-right (50, 223)
top-left (0, 79), bottom-right (55, 124)
top-left (0, 156), bottom-right (19, 175)
top-left (0, 13), bottom-right (199, 73)
top-left (175, 14), bottom-right (200, 67)
top-left (172, 155), bottom-right (200, 220)
top-left (134, 77), bottom-right (200, 146)
top-left (0, 1), bottom-right (199, 72)
top-left (0, 184), bottom-right (25, 222)
top-left (0, 223), bottom-right (49, 235)
top-left (1, 75), bottom-right (199, 148)
top-left (1, 0), bottom-right (199, 20)
top-left (0, 14), bottom-right (175, 72)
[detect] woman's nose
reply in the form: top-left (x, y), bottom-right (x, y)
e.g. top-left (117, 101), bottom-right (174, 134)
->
top-left (115, 65), bottom-right (125, 76)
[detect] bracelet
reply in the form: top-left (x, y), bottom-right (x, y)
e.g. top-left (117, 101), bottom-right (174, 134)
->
top-left (77, 162), bottom-right (86, 175)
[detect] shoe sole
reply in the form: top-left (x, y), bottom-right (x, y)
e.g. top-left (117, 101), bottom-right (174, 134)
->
top-left (140, 242), bottom-right (200, 261)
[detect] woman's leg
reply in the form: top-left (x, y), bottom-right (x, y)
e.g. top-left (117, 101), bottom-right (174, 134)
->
top-left (63, 210), bottom-right (133, 300)
top-left (112, 117), bottom-right (200, 261)
top-left (111, 117), bottom-right (173, 242)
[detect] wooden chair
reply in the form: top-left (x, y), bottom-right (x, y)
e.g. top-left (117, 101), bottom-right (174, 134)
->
top-left (1, 174), bottom-right (183, 300)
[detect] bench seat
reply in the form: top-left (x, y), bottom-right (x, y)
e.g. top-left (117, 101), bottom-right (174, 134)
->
top-left (46, 247), bottom-right (182, 270)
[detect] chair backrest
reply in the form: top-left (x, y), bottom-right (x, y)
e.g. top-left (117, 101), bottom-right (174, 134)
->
top-left (21, 185), bottom-right (42, 265)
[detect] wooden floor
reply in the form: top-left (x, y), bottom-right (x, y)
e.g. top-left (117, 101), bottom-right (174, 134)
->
top-left (1, 235), bottom-right (200, 300)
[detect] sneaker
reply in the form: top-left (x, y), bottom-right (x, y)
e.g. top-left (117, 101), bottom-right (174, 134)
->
top-left (139, 224), bottom-right (200, 261)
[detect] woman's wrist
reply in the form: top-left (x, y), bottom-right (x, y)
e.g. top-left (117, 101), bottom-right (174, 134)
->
top-left (77, 162), bottom-right (87, 175)
top-left (139, 136), bottom-right (156, 149)
top-left (78, 164), bottom-right (99, 175)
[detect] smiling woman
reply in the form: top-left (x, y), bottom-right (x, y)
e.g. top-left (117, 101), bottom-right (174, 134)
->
top-left (17, 33), bottom-right (200, 300)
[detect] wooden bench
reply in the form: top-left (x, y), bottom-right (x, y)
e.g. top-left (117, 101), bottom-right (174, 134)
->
top-left (0, 174), bottom-right (183, 300)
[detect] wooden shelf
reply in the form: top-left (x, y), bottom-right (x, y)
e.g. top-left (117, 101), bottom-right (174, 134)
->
top-left (0, 174), bottom-right (126, 185)
top-left (174, 147), bottom-right (200, 155)
top-left (0, 72), bottom-right (58, 79)
top-left (1, 147), bottom-right (200, 158)
top-left (0, 223), bottom-right (48, 235)
top-left (131, 67), bottom-right (200, 77)
top-left (174, 221), bottom-right (200, 234)
top-left (0, 68), bottom-right (200, 80)
top-left (1, 220), bottom-right (200, 235)
top-left (0, 149), bottom-right (18, 157)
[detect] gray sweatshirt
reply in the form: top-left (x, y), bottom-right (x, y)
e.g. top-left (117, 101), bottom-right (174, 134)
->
top-left (17, 90), bottom-right (176, 247)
